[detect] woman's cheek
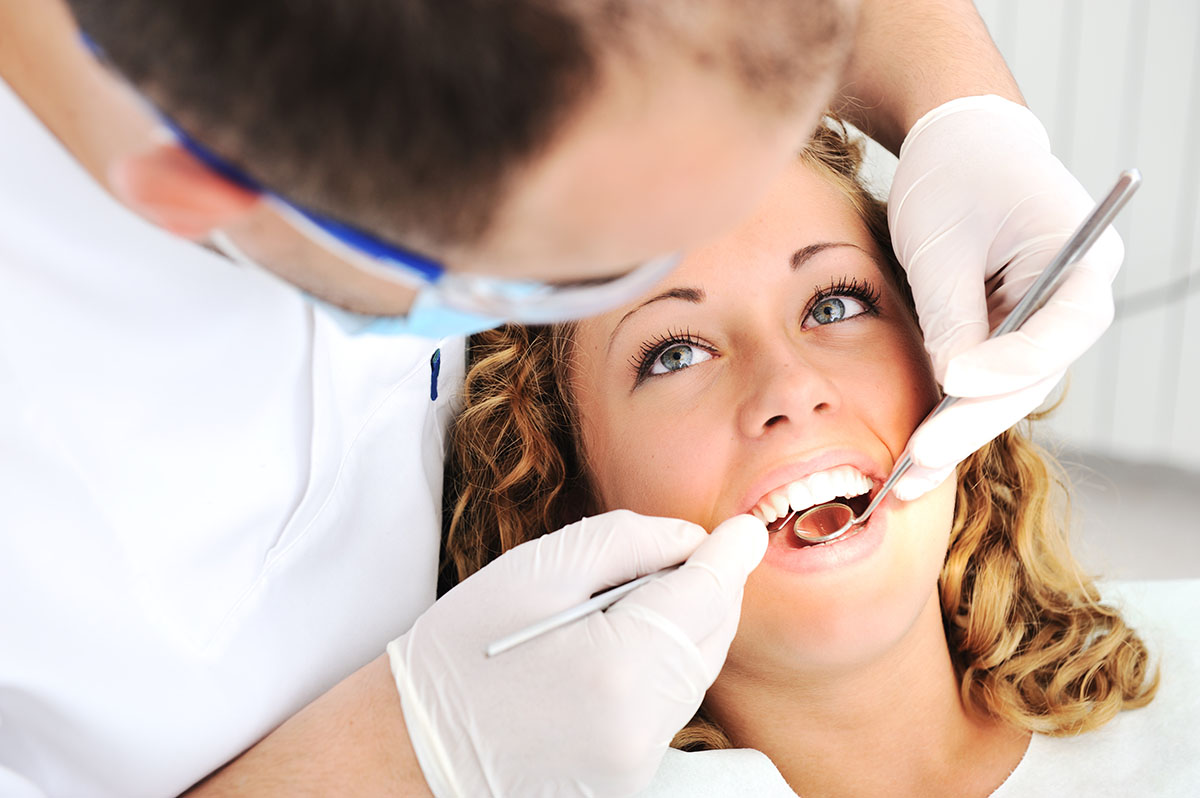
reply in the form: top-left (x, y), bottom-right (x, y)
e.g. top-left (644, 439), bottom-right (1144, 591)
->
top-left (898, 466), bottom-right (958, 572)
top-left (587, 412), bottom-right (703, 520)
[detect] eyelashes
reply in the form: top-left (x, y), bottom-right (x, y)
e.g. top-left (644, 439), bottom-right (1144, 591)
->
top-left (630, 327), bottom-right (707, 382)
top-left (804, 276), bottom-right (881, 319)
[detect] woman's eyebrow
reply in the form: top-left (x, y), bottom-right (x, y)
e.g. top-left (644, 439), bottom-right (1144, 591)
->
top-left (607, 286), bottom-right (705, 351)
top-left (791, 241), bottom-right (863, 271)
top-left (604, 243), bottom-right (868, 351)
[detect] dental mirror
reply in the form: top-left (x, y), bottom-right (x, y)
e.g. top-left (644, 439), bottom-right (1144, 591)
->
top-left (791, 502), bottom-right (855, 543)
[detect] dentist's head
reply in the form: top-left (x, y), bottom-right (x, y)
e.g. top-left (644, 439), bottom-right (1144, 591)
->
top-left (67, 0), bottom-right (857, 335)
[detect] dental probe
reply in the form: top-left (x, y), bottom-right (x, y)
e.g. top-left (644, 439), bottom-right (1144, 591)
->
top-left (786, 167), bottom-right (1143, 544)
top-left (485, 168), bottom-right (1141, 658)
top-left (485, 566), bottom-right (682, 657)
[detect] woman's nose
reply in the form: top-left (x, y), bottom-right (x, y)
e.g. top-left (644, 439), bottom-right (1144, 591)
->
top-left (735, 345), bottom-right (843, 439)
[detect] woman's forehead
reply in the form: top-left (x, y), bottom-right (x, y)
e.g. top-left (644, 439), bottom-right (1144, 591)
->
top-left (663, 164), bottom-right (878, 279)
top-left (580, 159), bottom-right (891, 335)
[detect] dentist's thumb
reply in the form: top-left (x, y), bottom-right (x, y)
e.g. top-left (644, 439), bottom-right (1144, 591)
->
top-left (611, 514), bottom-right (768, 680)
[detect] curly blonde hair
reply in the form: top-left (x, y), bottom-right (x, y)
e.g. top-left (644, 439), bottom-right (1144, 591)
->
top-left (441, 118), bottom-right (1158, 746)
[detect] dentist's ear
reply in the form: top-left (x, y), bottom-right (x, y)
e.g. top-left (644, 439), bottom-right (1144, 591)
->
top-left (108, 141), bottom-right (260, 240)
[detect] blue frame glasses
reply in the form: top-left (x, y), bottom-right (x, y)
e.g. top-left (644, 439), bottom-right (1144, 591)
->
top-left (164, 116), bottom-right (680, 324)
top-left (163, 117), bottom-right (447, 284)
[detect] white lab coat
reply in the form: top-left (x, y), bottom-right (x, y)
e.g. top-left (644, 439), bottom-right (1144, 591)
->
top-left (0, 76), bottom-right (465, 796)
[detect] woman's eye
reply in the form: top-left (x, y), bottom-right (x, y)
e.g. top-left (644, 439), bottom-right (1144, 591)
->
top-left (649, 343), bottom-right (712, 375)
top-left (804, 295), bottom-right (869, 328)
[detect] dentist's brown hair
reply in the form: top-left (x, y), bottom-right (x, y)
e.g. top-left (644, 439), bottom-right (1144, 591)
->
top-left (67, 0), bottom-right (850, 250)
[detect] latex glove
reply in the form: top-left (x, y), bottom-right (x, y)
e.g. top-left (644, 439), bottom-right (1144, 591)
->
top-left (888, 95), bottom-right (1123, 499)
top-left (388, 510), bottom-right (767, 798)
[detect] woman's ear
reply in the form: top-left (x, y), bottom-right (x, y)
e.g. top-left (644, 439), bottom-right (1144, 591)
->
top-left (108, 141), bottom-right (260, 240)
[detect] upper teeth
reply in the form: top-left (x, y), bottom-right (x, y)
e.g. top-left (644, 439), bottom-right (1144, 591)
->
top-left (751, 465), bottom-right (873, 525)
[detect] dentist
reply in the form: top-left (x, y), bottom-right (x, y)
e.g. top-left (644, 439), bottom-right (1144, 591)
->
top-left (0, 0), bottom-right (1122, 796)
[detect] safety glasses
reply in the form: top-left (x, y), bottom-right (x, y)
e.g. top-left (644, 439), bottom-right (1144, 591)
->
top-left (164, 117), bottom-right (680, 324)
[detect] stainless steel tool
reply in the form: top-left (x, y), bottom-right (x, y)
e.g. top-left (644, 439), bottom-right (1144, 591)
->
top-left (486, 168), bottom-right (1141, 658)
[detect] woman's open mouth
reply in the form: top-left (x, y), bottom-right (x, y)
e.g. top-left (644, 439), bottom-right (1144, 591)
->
top-left (752, 465), bottom-right (876, 542)
top-left (749, 464), bottom-right (890, 570)
top-left (767, 490), bottom-right (874, 547)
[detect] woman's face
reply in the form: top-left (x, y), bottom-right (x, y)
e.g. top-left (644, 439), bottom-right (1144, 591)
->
top-left (570, 159), bottom-right (957, 676)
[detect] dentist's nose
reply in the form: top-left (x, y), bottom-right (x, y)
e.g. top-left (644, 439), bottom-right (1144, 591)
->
top-left (736, 346), bottom-right (843, 439)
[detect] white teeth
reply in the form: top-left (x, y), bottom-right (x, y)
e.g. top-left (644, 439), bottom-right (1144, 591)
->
top-left (786, 483), bottom-right (814, 515)
top-left (807, 471), bottom-right (832, 504)
top-left (754, 489), bottom-right (788, 524)
top-left (754, 465), bottom-right (873, 523)
top-left (770, 491), bottom-right (789, 519)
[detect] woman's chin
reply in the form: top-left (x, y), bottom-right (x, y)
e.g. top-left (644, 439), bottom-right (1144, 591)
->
top-left (730, 581), bottom-right (946, 681)
top-left (736, 487), bottom-right (955, 675)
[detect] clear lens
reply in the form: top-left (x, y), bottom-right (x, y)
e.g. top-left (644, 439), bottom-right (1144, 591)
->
top-left (435, 253), bottom-right (682, 323)
top-left (273, 191), bottom-right (682, 324)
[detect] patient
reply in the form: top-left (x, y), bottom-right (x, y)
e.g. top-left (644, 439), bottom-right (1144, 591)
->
top-left (441, 121), bottom-right (1178, 796)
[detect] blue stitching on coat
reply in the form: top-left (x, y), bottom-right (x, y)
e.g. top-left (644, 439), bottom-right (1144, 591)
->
top-left (430, 348), bottom-right (441, 401)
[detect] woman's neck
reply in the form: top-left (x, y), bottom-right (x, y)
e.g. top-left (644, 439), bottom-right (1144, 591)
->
top-left (705, 591), bottom-right (1029, 798)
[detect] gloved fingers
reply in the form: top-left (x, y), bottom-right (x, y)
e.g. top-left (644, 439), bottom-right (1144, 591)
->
top-left (940, 263), bottom-right (1114, 399)
top-left (603, 579), bottom-right (747, 693)
top-left (887, 102), bottom-right (1055, 363)
top-left (981, 211), bottom-right (1123, 322)
top-left (917, 292), bottom-right (991, 384)
top-left (891, 462), bottom-right (956, 503)
top-left (981, 233), bottom-right (1067, 324)
top-left (595, 602), bottom-right (715, 698)
top-left (897, 218), bottom-right (1119, 389)
top-left (903, 371), bottom-right (1063, 477)
top-left (988, 193), bottom-right (1125, 289)
top-left (523, 509), bottom-right (708, 599)
top-left (609, 515), bottom-right (766, 667)
top-left (887, 208), bottom-right (992, 382)
top-left (566, 607), bottom-right (714, 790)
